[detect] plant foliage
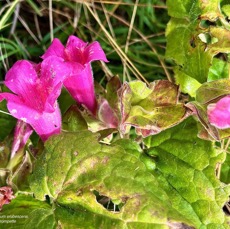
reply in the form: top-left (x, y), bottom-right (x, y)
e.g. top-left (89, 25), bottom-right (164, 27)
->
top-left (0, 0), bottom-right (230, 228)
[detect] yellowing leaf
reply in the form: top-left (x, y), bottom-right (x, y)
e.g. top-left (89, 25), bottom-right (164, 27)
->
top-left (120, 80), bottom-right (188, 137)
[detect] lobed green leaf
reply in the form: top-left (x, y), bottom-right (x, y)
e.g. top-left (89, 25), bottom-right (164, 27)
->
top-left (120, 80), bottom-right (187, 137)
top-left (144, 117), bottom-right (230, 228)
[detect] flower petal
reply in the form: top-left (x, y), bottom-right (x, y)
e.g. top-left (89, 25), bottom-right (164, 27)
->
top-left (4, 60), bottom-right (44, 111)
top-left (64, 64), bottom-right (97, 114)
top-left (0, 92), bottom-right (23, 106)
top-left (66, 35), bottom-right (87, 49)
top-left (84, 41), bottom-right (108, 63)
top-left (31, 103), bottom-right (62, 141)
top-left (41, 38), bottom-right (65, 59)
top-left (5, 60), bottom-right (37, 90)
top-left (40, 56), bottom-right (71, 86)
top-left (44, 82), bottom-right (63, 113)
top-left (65, 35), bottom-right (87, 63)
top-left (39, 56), bottom-right (72, 111)
top-left (6, 99), bottom-right (61, 141)
top-left (207, 95), bottom-right (230, 129)
top-left (1, 92), bottom-right (43, 127)
top-left (5, 60), bottom-right (37, 94)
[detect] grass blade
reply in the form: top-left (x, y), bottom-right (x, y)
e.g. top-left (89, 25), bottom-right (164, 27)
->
top-left (0, 0), bottom-right (21, 30)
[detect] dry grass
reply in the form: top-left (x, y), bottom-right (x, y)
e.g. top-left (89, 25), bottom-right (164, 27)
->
top-left (0, 0), bottom-right (170, 83)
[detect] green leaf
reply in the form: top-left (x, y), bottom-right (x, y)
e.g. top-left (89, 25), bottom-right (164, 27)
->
top-left (0, 195), bottom-right (56, 229)
top-left (166, 0), bottom-right (230, 85)
top-left (183, 46), bottom-right (213, 83)
top-left (28, 124), bottom-right (230, 228)
top-left (58, 88), bottom-right (75, 115)
top-left (129, 80), bottom-right (152, 103)
top-left (106, 76), bottom-right (122, 113)
top-left (166, 0), bottom-right (201, 20)
top-left (196, 79), bottom-right (230, 104)
top-left (62, 105), bottom-right (88, 132)
top-left (209, 27), bottom-right (230, 54)
top-left (144, 117), bottom-right (230, 228)
top-left (200, 0), bottom-right (222, 21)
top-left (166, 18), bottom-right (212, 83)
top-left (174, 67), bottom-right (201, 97)
top-left (54, 200), bottom-right (124, 229)
top-left (30, 131), bottom-right (101, 200)
top-left (208, 58), bottom-right (229, 81)
top-left (120, 80), bottom-right (187, 137)
top-left (30, 131), bottom-right (197, 228)
top-left (166, 18), bottom-right (196, 66)
top-left (222, 4), bottom-right (230, 19)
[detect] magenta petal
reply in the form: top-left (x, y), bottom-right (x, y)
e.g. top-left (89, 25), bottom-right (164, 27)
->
top-left (0, 92), bottom-right (23, 105)
top-left (207, 95), bottom-right (230, 129)
top-left (84, 41), bottom-right (108, 63)
top-left (31, 103), bottom-right (62, 141)
top-left (45, 82), bottom-right (63, 113)
top-left (66, 35), bottom-right (87, 50)
top-left (4, 60), bottom-right (37, 95)
top-left (40, 56), bottom-right (71, 86)
top-left (11, 120), bottom-right (33, 159)
top-left (64, 64), bottom-right (97, 114)
top-left (65, 36), bottom-right (87, 63)
top-left (6, 98), bottom-right (43, 122)
top-left (39, 56), bottom-right (71, 111)
top-left (4, 61), bottom-right (45, 111)
top-left (6, 99), bottom-right (61, 141)
top-left (0, 94), bottom-right (3, 102)
top-left (69, 62), bottom-right (85, 75)
top-left (41, 38), bottom-right (65, 59)
top-left (1, 57), bottom-right (66, 142)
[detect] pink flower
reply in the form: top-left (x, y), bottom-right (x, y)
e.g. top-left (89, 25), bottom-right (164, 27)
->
top-left (0, 186), bottom-right (15, 210)
top-left (41, 35), bottom-right (108, 114)
top-left (207, 95), bottom-right (230, 129)
top-left (0, 57), bottom-right (70, 141)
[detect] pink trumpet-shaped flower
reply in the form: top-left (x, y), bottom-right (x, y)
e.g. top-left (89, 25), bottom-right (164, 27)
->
top-left (0, 57), bottom-right (71, 141)
top-left (41, 35), bottom-right (108, 114)
top-left (207, 95), bottom-right (230, 129)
